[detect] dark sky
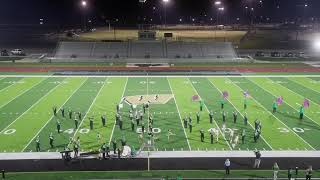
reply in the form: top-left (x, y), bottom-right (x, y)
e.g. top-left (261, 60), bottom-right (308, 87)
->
top-left (0, 0), bottom-right (319, 25)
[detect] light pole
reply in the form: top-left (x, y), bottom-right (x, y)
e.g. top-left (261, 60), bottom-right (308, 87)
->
top-left (214, 1), bottom-right (221, 6)
top-left (214, 1), bottom-right (223, 25)
top-left (81, 0), bottom-right (87, 31)
top-left (217, 7), bottom-right (224, 25)
top-left (162, 0), bottom-right (169, 27)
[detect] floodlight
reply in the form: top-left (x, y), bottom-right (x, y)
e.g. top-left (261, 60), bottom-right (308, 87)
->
top-left (314, 39), bottom-right (320, 51)
top-left (214, 1), bottom-right (222, 6)
top-left (81, 0), bottom-right (87, 7)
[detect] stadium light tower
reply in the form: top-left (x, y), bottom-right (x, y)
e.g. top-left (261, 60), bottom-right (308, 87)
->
top-left (214, 1), bottom-right (222, 6)
top-left (80, 0), bottom-right (88, 30)
top-left (314, 39), bottom-right (320, 52)
top-left (213, 1), bottom-right (224, 25)
top-left (163, 0), bottom-right (170, 27)
top-left (81, 0), bottom-right (87, 7)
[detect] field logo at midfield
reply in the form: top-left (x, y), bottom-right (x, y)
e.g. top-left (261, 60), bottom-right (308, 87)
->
top-left (124, 94), bottom-right (174, 105)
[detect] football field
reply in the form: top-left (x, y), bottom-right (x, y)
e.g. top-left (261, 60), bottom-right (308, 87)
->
top-left (0, 75), bottom-right (320, 152)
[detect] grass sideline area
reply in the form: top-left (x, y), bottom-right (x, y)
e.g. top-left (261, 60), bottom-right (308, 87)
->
top-left (4, 170), bottom-right (320, 180)
top-left (0, 76), bottom-right (320, 152)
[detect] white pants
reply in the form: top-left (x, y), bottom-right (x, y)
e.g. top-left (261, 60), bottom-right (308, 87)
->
top-left (253, 159), bottom-right (261, 168)
top-left (273, 171), bottom-right (278, 180)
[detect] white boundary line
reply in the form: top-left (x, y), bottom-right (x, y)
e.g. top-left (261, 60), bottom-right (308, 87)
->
top-left (0, 77), bottom-right (26, 93)
top-left (1, 75), bottom-right (320, 78)
top-left (167, 77), bottom-right (192, 151)
top-left (237, 78), bottom-right (316, 150)
top-left (108, 77), bottom-right (128, 145)
top-left (187, 77), bottom-right (232, 150)
top-left (289, 77), bottom-right (320, 95)
top-left (207, 78), bottom-right (273, 150)
top-left (0, 77), bottom-right (68, 134)
top-left (21, 78), bottom-right (88, 152)
top-left (0, 77), bottom-right (48, 110)
top-left (265, 77), bottom-right (320, 127)
top-left (69, 77), bottom-right (110, 147)
top-left (250, 77), bottom-right (320, 135)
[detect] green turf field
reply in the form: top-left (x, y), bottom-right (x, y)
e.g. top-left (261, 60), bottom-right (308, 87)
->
top-left (4, 170), bottom-right (320, 180)
top-left (0, 75), bottom-right (320, 152)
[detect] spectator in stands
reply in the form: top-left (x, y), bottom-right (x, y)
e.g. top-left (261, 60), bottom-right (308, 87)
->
top-left (253, 150), bottom-right (261, 169)
top-left (224, 159), bottom-right (231, 175)
top-left (272, 162), bottom-right (279, 180)
top-left (306, 166), bottom-right (312, 180)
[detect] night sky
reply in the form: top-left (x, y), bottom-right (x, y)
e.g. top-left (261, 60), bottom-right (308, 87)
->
top-left (0, 0), bottom-right (319, 26)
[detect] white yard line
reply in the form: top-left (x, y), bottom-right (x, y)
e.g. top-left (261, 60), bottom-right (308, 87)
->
top-left (108, 77), bottom-right (128, 145)
top-left (290, 77), bottom-right (320, 95)
top-left (208, 79), bottom-right (273, 150)
top-left (187, 77), bottom-right (232, 150)
top-left (0, 77), bottom-right (26, 93)
top-left (266, 78), bottom-right (320, 127)
top-left (21, 78), bottom-right (88, 152)
top-left (69, 77), bottom-right (110, 147)
top-left (239, 78), bottom-right (316, 150)
top-left (166, 77), bottom-right (191, 151)
top-left (0, 77), bottom-right (48, 110)
top-left (0, 77), bottom-right (69, 134)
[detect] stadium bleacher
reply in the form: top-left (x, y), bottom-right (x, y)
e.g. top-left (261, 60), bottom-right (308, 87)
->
top-left (53, 40), bottom-right (239, 63)
top-left (130, 41), bottom-right (165, 59)
top-left (93, 42), bottom-right (128, 59)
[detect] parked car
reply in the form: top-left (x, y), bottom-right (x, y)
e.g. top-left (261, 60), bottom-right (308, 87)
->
top-left (271, 52), bottom-right (281, 57)
top-left (255, 51), bottom-right (265, 57)
top-left (296, 52), bottom-right (305, 58)
top-left (283, 52), bottom-right (294, 57)
top-left (10, 49), bottom-right (25, 56)
top-left (1, 50), bottom-right (9, 56)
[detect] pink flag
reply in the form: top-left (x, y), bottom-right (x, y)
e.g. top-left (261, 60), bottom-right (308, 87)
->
top-left (192, 95), bottom-right (200, 101)
top-left (243, 90), bottom-right (250, 98)
top-left (222, 91), bottom-right (229, 99)
top-left (303, 98), bottom-right (310, 108)
top-left (277, 96), bottom-right (283, 105)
